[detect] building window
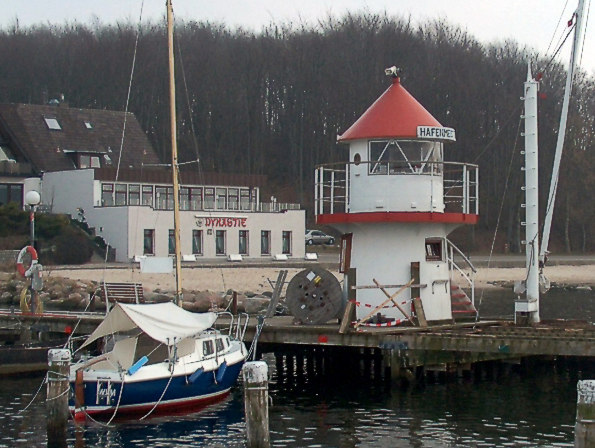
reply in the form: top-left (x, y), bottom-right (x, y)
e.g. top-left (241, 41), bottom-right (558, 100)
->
top-left (240, 189), bottom-right (250, 210)
top-left (216, 188), bottom-right (227, 210)
top-left (84, 121), bottom-right (93, 129)
top-left (78, 154), bottom-right (100, 169)
top-left (216, 230), bottom-right (226, 255)
top-left (44, 117), bottom-right (61, 130)
top-left (102, 183), bottom-right (113, 206)
top-left (115, 184), bottom-right (127, 206)
top-left (282, 231), bottom-right (291, 255)
top-left (168, 229), bottom-right (175, 255)
top-left (239, 230), bottom-right (248, 255)
top-left (192, 230), bottom-right (203, 255)
top-left (0, 183), bottom-right (23, 207)
top-left (425, 238), bottom-right (443, 261)
top-left (142, 185), bottom-right (153, 207)
top-left (261, 230), bottom-right (271, 255)
top-left (204, 188), bottom-right (215, 209)
top-left (189, 187), bottom-right (202, 210)
top-left (228, 188), bottom-right (239, 210)
top-left (156, 186), bottom-right (173, 210)
top-left (179, 187), bottom-right (190, 211)
top-left (143, 229), bottom-right (155, 255)
top-left (128, 184), bottom-right (140, 205)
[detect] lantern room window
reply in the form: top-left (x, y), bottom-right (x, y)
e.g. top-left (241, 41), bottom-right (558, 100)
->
top-left (369, 140), bottom-right (443, 175)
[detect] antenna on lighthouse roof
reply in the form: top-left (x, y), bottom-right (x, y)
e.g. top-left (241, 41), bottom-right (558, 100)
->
top-left (384, 66), bottom-right (401, 78)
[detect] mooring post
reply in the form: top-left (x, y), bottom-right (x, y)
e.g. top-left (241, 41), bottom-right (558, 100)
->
top-left (576, 380), bottom-right (595, 447)
top-left (47, 348), bottom-right (71, 448)
top-left (243, 361), bottom-right (270, 448)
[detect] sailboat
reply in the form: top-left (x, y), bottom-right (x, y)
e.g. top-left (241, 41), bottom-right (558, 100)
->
top-left (68, 1), bottom-right (247, 419)
top-left (515, 0), bottom-right (587, 323)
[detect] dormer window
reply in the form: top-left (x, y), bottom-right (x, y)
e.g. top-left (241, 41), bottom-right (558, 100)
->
top-left (44, 118), bottom-right (61, 130)
top-left (79, 154), bottom-right (101, 168)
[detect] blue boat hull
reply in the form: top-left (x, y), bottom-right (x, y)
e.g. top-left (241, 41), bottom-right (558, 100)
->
top-left (70, 360), bottom-right (244, 418)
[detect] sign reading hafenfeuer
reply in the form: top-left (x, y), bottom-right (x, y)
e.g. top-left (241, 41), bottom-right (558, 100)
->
top-left (417, 126), bottom-right (456, 142)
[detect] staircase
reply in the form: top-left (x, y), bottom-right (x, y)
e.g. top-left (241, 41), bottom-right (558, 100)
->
top-left (450, 282), bottom-right (477, 321)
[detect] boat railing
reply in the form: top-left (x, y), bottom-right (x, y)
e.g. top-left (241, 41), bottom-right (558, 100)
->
top-left (217, 311), bottom-right (249, 341)
top-left (314, 160), bottom-right (479, 216)
top-left (446, 238), bottom-right (476, 306)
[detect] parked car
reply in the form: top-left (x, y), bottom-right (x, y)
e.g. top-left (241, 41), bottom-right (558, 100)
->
top-left (305, 229), bottom-right (335, 245)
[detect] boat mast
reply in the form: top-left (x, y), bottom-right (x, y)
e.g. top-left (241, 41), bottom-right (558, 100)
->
top-left (167, 0), bottom-right (183, 306)
top-left (540, 0), bottom-right (587, 266)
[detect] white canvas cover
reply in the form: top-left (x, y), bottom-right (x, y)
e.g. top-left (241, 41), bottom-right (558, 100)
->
top-left (80, 303), bottom-right (217, 349)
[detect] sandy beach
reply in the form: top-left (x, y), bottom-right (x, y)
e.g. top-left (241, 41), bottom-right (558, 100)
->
top-left (43, 264), bottom-right (595, 293)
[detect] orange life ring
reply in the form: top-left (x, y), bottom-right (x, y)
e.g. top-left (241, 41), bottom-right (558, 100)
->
top-left (16, 245), bottom-right (38, 277)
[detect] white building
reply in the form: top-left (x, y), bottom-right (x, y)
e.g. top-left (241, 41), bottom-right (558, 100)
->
top-left (42, 168), bottom-right (304, 262)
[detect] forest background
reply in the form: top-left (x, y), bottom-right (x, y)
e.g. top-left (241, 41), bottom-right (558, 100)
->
top-left (0, 12), bottom-right (593, 253)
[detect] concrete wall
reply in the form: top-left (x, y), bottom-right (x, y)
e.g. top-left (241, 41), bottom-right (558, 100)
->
top-left (127, 208), bottom-right (305, 260)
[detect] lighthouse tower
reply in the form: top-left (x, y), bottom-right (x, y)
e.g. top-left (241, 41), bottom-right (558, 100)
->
top-left (315, 68), bottom-right (479, 324)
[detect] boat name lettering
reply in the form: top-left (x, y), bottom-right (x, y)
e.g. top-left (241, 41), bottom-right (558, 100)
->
top-left (417, 126), bottom-right (456, 142)
top-left (96, 381), bottom-right (116, 404)
top-left (197, 217), bottom-right (247, 228)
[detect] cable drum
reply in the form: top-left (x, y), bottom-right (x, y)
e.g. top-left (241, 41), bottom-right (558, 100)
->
top-left (285, 268), bottom-right (343, 324)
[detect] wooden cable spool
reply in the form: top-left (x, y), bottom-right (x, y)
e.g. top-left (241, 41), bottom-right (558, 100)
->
top-left (285, 268), bottom-right (343, 324)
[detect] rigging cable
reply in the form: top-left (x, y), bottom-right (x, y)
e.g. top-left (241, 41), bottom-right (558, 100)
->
top-left (102, 0), bottom-right (145, 284)
top-left (474, 115), bottom-right (523, 326)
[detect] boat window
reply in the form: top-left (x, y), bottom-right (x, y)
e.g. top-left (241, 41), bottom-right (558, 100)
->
top-left (203, 340), bottom-right (214, 356)
top-left (216, 338), bottom-right (225, 352)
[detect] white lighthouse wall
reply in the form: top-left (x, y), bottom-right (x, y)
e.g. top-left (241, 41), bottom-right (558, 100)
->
top-left (348, 140), bottom-right (444, 213)
top-left (345, 222), bottom-right (452, 322)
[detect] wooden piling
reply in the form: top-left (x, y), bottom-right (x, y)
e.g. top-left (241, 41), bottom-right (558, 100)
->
top-left (242, 361), bottom-right (270, 448)
top-left (576, 380), bottom-right (595, 447)
top-left (47, 348), bottom-right (71, 448)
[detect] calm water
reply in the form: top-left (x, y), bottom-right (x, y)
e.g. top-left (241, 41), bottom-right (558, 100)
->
top-left (1, 288), bottom-right (593, 447)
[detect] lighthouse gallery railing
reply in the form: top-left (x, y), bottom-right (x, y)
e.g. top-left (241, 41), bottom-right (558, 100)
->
top-left (314, 160), bottom-right (479, 216)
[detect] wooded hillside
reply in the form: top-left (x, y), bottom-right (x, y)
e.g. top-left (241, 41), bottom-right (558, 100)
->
top-left (0, 13), bottom-right (593, 252)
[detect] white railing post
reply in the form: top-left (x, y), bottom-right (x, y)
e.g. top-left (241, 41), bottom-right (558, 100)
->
top-left (345, 163), bottom-right (349, 213)
top-left (319, 168), bottom-right (324, 215)
top-left (462, 164), bottom-right (468, 214)
top-left (330, 170), bottom-right (335, 214)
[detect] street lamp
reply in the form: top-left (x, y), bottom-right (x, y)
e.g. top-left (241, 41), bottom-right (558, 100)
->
top-left (24, 190), bottom-right (41, 313)
top-left (25, 190), bottom-right (41, 248)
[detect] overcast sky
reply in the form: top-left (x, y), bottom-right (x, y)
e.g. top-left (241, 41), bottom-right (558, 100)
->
top-left (1, 0), bottom-right (594, 75)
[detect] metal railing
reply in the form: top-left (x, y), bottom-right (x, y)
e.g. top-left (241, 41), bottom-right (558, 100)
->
top-left (315, 160), bottom-right (479, 216)
top-left (446, 238), bottom-right (476, 306)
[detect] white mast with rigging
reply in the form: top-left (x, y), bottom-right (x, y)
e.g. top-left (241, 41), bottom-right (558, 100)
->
top-left (516, 0), bottom-right (587, 323)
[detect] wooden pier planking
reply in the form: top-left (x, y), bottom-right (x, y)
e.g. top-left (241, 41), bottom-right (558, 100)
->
top-left (1, 309), bottom-right (594, 378)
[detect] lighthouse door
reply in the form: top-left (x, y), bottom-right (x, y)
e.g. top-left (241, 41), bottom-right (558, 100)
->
top-left (420, 237), bottom-right (453, 321)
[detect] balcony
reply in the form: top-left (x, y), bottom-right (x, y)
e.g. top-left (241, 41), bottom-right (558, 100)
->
top-left (315, 160), bottom-right (479, 218)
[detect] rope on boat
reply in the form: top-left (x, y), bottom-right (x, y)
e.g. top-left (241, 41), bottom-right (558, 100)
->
top-left (139, 367), bottom-right (175, 421)
top-left (17, 372), bottom-right (48, 414)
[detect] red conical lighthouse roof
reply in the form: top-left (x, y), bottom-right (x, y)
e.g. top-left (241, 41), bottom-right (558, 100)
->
top-left (338, 77), bottom-right (442, 142)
